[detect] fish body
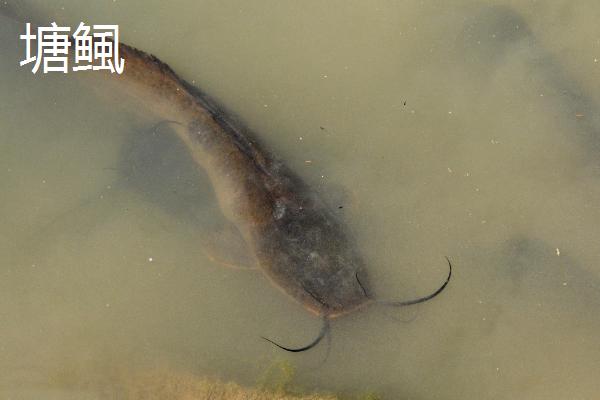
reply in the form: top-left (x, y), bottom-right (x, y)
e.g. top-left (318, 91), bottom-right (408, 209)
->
top-left (111, 44), bottom-right (372, 318)
top-left (0, 3), bottom-right (449, 352)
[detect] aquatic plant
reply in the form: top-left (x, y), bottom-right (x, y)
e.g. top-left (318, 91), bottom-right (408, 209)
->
top-left (124, 367), bottom-right (340, 400)
top-left (257, 359), bottom-right (297, 394)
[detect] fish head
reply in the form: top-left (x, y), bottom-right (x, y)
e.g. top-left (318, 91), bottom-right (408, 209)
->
top-left (260, 204), bottom-right (375, 317)
top-left (301, 250), bottom-right (374, 318)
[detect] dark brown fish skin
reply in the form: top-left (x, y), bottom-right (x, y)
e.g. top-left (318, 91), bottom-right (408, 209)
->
top-left (107, 43), bottom-right (373, 318)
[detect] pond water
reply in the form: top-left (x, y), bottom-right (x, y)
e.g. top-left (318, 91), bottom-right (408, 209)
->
top-left (1, 1), bottom-right (600, 399)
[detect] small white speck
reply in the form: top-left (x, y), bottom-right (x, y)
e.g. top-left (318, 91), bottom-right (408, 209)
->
top-left (263, 104), bottom-right (268, 108)
top-left (465, 172), bottom-right (471, 177)
top-left (540, 93), bottom-right (544, 97)
top-left (562, 281), bottom-right (568, 286)
top-left (448, 111), bottom-right (453, 115)
top-left (148, 257), bottom-right (153, 262)
top-left (447, 167), bottom-right (453, 173)
top-left (491, 139), bottom-right (500, 144)
top-left (555, 248), bottom-right (560, 256)
top-left (299, 136), bottom-right (303, 141)
top-left (105, 303), bottom-right (110, 307)
top-left (42, 179), bottom-right (46, 184)
top-left (322, 75), bottom-right (328, 78)
top-left (595, 58), bottom-right (598, 63)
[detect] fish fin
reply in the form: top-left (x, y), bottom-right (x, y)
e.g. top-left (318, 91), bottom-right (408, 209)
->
top-left (200, 223), bottom-right (257, 270)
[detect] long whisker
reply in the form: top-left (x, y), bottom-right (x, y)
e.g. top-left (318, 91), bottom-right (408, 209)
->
top-left (361, 256), bottom-right (452, 307)
top-left (261, 316), bottom-right (329, 353)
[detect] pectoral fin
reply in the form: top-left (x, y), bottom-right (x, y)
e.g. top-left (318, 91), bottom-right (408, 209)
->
top-left (200, 222), bottom-right (257, 270)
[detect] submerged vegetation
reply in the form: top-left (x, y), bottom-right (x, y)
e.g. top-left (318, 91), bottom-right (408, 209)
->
top-left (124, 368), bottom-right (338, 400)
top-left (20, 359), bottom-right (379, 400)
top-left (257, 359), bottom-right (298, 393)
top-left (124, 364), bottom-right (381, 400)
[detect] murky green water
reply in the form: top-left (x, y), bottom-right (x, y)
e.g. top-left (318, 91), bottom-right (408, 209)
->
top-left (2, 1), bottom-right (600, 399)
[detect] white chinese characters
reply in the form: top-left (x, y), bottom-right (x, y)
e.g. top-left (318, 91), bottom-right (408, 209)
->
top-left (19, 22), bottom-right (125, 74)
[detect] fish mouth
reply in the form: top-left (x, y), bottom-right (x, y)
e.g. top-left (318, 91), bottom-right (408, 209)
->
top-left (301, 280), bottom-right (373, 319)
top-left (302, 295), bottom-right (372, 319)
top-left (326, 301), bottom-right (373, 319)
